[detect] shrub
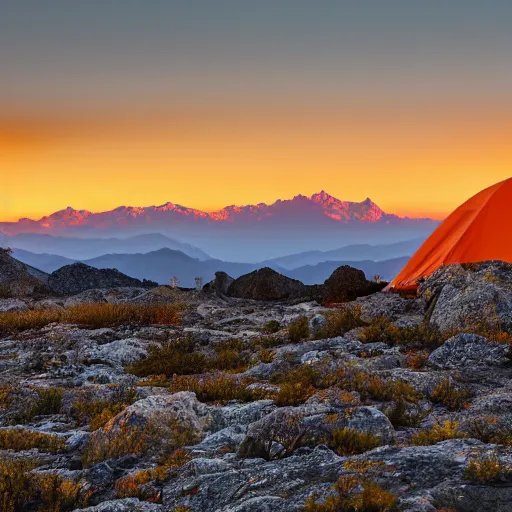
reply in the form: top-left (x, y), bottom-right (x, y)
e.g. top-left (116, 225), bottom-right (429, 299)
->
top-left (258, 348), bottom-right (275, 363)
top-left (263, 320), bottom-right (281, 334)
top-left (0, 457), bottom-right (90, 512)
top-left (159, 447), bottom-right (191, 468)
top-left (384, 397), bottom-right (428, 428)
top-left (405, 350), bottom-right (429, 369)
top-left (127, 337), bottom-right (207, 377)
top-left (288, 316), bottom-right (310, 342)
top-left (272, 363), bottom-right (338, 406)
top-left (169, 373), bottom-right (258, 403)
top-left (208, 341), bottom-right (249, 372)
top-left (315, 306), bottom-right (366, 339)
top-left (466, 416), bottom-right (512, 446)
top-left (431, 378), bottom-right (471, 411)
top-left (82, 415), bottom-right (199, 467)
top-left (249, 336), bottom-right (284, 349)
top-left (411, 420), bottom-right (466, 445)
top-left (13, 387), bottom-right (63, 424)
top-left (304, 476), bottom-right (397, 512)
top-left (335, 367), bottom-right (421, 404)
top-left (115, 466), bottom-right (168, 500)
top-left (0, 429), bottom-right (66, 453)
top-left (274, 381), bottom-right (317, 407)
top-left (464, 452), bottom-right (512, 483)
top-left (328, 428), bottom-right (381, 456)
top-left (72, 386), bottom-right (138, 429)
top-left (360, 318), bottom-right (447, 351)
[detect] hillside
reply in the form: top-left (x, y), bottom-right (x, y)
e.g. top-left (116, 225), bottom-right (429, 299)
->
top-left (0, 233), bottom-right (211, 261)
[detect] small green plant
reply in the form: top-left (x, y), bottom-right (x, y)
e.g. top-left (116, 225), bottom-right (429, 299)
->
top-left (288, 316), bottom-right (310, 342)
top-left (263, 320), bottom-right (281, 334)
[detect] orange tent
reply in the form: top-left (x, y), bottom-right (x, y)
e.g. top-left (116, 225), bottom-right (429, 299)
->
top-left (387, 177), bottom-right (512, 291)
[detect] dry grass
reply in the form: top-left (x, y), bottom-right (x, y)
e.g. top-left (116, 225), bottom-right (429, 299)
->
top-left (0, 429), bottom-right (66, 453)
top-left (288, 316), bottom-right (310, 342)
top-left (464, 452), bottom-right (512, 483)
top-left (315, 305), bottom-right (367, 339)
top-left (0, 303), bottom-right (183, 336)
top-left (305, 475), bottom-right (397, 512)
top-left (82, 415), bottom-right (199, 467)
top-left (13, 387), bottom-right (63, 424)
top-left (127, 337), bottom-right (207, 377)
top-left (169, 373), bottom-right (262, 404)
top-left (431, 378), bottom-right (472, 411)
top-left (72, 386), bottom-right (138, 430)
top-left (64, 303), bottom-right (183, 328)
top-left (411, 420), bottom-right (466, 445)
top-left (328, 428), bottom-right (381, 456)
top-left (0, 457), bottom-right (90, 512)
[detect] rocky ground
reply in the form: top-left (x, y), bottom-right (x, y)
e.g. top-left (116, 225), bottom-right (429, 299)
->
top-left (0, 261), bottom-right (511, 511)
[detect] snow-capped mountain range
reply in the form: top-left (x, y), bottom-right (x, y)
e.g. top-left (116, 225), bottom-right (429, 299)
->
top-left (0, 191), bottom-right (428, 236)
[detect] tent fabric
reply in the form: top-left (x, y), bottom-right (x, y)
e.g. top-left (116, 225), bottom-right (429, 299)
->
top-left (387, 177), bottom-right (512, 291)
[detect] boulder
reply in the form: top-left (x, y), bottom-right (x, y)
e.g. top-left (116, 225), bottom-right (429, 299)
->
top-left (86, 392), bottom-right (211, 458)
top-left (428, 333), bottom-right (510, 369)
top-left (78, 498), bottom-right (163, 511)
top-left (48, 263), bottom-right (157, 295)
top-left (228, 268), bottom-right (313, 301)
top-left (237, 404), bottom-right (394, 460)
top-left (420, 261), bottom-right (512, 332)
top-left (203, 271), bottom-right (234, 297)
top-left (323, 265), bottom-right (385, 303)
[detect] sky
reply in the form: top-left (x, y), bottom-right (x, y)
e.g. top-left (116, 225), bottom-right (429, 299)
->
top-left (1, 1), bottom-right (512, 221)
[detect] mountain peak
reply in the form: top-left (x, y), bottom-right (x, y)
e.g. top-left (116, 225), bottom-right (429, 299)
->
top-left (0, 191), bottom-right (432, 236)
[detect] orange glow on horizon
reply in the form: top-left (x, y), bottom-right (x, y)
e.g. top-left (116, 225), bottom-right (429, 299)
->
top-left (2, 105), bottom-right (511, 224)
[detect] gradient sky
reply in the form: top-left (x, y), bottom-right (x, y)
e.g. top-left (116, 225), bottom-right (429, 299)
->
top-left (2, 1), bottom-right (512, 221)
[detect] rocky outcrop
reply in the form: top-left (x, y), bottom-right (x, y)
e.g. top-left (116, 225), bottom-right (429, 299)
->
top-left (203, 271), bottom-right (235, 298)
top-left (1, 261), bottom-right (512, 511)
top-left (237, 404), bottom-right (394, 460)
top-left (428, 333), bottom-right (510, 369)
top-left (420, 261), bottom-right (512, 332)
top-left (323, 265), bottom-right (385, 303)
top-left (48, 262), bottom-right (157, 295)
top-left (0, 247), bottom-right (49, 297)
top-left (228, 267), bottom-right (314, 301)
top-left (227, 265), bottom-right (385, 303)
